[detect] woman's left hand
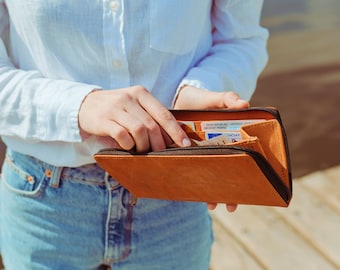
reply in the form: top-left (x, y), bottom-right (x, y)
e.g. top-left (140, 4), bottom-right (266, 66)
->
top-left (174, 85), bottom-right (250, 213)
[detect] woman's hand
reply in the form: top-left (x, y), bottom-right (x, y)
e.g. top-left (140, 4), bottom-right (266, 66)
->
top-left (173, 85), bottom-right (249, 110)
top-left (174, 85), bottom-right (250, 213)
top-left (79, 85), bottom-right (191, 152)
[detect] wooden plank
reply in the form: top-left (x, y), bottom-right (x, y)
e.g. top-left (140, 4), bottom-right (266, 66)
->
top-left (299, 167), bottom-right (340, 214)
top-left (324, 166), bottom-right (340, 183)
top-left (210, 218), bottom-right (262, 270)
top-left (211, 166), bottom-right (340, 270)
top-left (274, 173), bottom-right (340, 268)
top-left (211, 203), bottom-right (336, 270)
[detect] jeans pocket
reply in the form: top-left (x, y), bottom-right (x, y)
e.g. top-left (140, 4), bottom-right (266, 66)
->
top-left (149, 0), bottom-right (211, 55)
top-left (1, 155), bottom-right (46, 197)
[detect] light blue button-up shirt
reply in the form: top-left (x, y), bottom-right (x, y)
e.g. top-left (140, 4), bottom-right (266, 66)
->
top-left (0, 0), bottom-right (268, 166)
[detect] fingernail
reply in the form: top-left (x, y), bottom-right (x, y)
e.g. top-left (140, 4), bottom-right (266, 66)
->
top-left (182, 138), bottom-right (191, 147)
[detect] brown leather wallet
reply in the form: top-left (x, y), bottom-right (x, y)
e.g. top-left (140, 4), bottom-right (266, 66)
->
top-left (94, 107), bottom-right (292, 207)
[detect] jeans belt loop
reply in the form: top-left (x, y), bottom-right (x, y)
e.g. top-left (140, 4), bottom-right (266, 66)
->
top-left (49, 166), bottom-right (63, 188)
top-left (104, 172), bottom-right (122, 191)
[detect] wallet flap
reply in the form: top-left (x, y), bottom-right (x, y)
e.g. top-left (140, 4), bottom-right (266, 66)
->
top-left (94, 146), bottom-right (291, 207)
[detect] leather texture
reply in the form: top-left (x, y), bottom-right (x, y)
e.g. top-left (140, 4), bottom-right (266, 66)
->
top-left (94, 108), bottom-right (292, 207)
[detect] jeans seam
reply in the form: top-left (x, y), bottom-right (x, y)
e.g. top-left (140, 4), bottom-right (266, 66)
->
top-left (103, 185), bottom-right (133, 265)
top-left (1, 172), bottom-right (48, 198)
top-left (4, 155), bottom-right (34, 182)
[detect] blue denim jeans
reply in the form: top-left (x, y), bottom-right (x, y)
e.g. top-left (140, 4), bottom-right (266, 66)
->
top-left (0, 149), bottom-right (213, 269)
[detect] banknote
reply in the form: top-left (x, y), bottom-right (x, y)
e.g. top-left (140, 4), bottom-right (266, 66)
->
top-left (191, 134), bottom-right (236, 146)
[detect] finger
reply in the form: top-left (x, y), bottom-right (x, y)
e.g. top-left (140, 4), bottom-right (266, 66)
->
top-left (175, 87), bottom-right (224, 109)
top-left (174, 86), bottom-right (248, 110)
top-left (110, 109), bottom-right (151, 152)
top-left (101, 120), bottom-right (135, 150)
top-left (222, 92), bottom-right (250, 109)
top-left (122, 99), bottom-right (167, 151)
top-left (135, 87), bottom-right (191, 148)
top-left (160, 127), bottom-right (174, 147)
top-left (95, 136), bottom-right (120, 149)
top-left (132, 111), bottom-right (167, 151)
top-left (207, 203), bottom-right (217, 210)
top-left (226, 204), bottom-right (238, 212)
top-left (147, 123), bottom-right (167, 151)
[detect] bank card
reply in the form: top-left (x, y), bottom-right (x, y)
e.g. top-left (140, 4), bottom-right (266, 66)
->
top-left (205, 131), bottom-right (242, 142)
top-left (186, 131), bottom-right (242, 142)
top-left (198, 119), bottom-right (265, 131)
top-left (178, 119), bottom-right (265, 145)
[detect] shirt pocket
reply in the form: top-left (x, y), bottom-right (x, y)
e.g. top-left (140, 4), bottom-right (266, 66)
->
top-left (149, 0), bottom-right (211, 55)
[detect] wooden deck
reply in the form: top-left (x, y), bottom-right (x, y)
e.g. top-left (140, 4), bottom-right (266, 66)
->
top-left (210, 165), bottom-right (340, 270)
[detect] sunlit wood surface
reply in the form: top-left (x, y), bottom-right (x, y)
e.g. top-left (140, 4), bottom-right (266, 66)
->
top-left (210, 165), bottom-right (340, 270)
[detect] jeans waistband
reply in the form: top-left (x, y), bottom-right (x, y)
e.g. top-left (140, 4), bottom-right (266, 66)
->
top-left (5, 149), bottom-right (121, 189)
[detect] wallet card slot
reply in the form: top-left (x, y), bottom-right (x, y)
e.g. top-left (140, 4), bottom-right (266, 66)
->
top-left (182, 123), bottom-right (267, 158)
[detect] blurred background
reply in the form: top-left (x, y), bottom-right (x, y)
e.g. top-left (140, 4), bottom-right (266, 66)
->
top-left (252, 0), bottom-right (340, 178)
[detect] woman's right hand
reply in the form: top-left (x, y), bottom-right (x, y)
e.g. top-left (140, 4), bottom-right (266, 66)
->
top-left (78, 85), bottom-right (191, 152)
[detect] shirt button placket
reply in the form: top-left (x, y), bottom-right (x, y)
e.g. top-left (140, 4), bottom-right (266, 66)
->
top-left (109, 1), bottom-right (122, 71)
top-left (103, 0), bottom-right (129, 86)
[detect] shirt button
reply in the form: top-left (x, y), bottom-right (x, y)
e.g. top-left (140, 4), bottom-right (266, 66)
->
top-left (109, 1), bottom-right (119, 12)
top-left (113, 60), bottom-right (122, 68)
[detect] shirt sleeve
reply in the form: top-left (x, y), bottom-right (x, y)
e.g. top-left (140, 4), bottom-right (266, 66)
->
top-left (177, 0), bottom-right (269, 101)
top-left (0, 3), bottom-right (101, 143)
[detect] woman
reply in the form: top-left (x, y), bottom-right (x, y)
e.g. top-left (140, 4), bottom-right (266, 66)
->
top-left (0, 1), bottom-right (268, 269)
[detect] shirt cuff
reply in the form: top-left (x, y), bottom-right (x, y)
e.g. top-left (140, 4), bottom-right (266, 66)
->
top-left (171, 79), bottom-right (210, 109)
top-left (40, 81), bottom-right (102, 143)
